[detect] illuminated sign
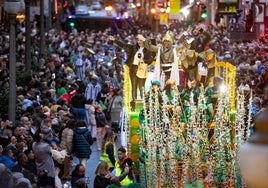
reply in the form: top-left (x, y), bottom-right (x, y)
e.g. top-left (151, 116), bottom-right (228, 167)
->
top-left (218, 0), bottom-right (238, 14)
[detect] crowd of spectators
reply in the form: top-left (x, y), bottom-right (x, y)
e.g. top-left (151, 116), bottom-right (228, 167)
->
top-left (0, 16), bottom-right (267, 187)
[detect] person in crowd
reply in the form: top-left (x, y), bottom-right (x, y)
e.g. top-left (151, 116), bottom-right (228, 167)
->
top-left (0, 120), bottom-right (13, 146)
top-left (96, 82), bottom-right (110, 105)
top-left (70, 86), bottom-right (87, 122)
top-left (108, 34), bottom-right (154, 109)
top-left (251, 97), bottom-right (262, 119)
top-left (23, 149), bottom-right (37, 175)
top-left (37, 167), bottom-right (62, 188)
top-left (113, 147), bottom-right (139, 187)
top-left (94, 160), bottom-right (129, 188)
top-left (85, 98), bottom-right (97, 140)
top-left (0, 163), bottom-right (16, 188)
top-left (95, 105), bottom-right (109, 151)
top-left (72, 120), bottom-right (93, 168)
top-left (94, 161), bottom-right (114, 188)
top-left (11, 152), bottom-right (37, 185)
top-left (99, 130), bottom-right (116, 171)
top-left (75, 53), bottom-right (92, 81)
top-left (32, 131), bottom-right (55, 178)
top-left (55, 78), bottom-right (68, 99)
top-left (85, 75), bottom-right (102, 104)
top-left (104, 87), bottom-right (123, 126)
top-left (0, 146), bottom-right (16, 170)
top-left (13, 125), bottom-right (27, 144)
top-left (59, 119), bottom-right (76, 180)
top-left (71, 164), bottom-right (87, 188)
top-left (40, 117), bottom-right (59, 145)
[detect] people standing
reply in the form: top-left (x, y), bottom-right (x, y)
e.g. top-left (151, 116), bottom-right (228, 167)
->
top-left (75, 53), bottom-right (92, 81)
top-left (71, 164), bottom-right (87, 188)
top-left (70, 87), bottom-right (87, 123)
top-left (32, 131), bottom-right (55, 178)
top-left (59, 119), bottom-right (76, 180)
top-left (95, 105), bottom-right (109, 151)
top-left (94, 161), bottom-right (129, 188)
top-left (108, 35), bottom-right (154, 109)
top-left (113, 147), bottom-right (139, 187)
top-left (104, 87), bottom-right (123, 126)
top-left (99, 130), bottom-right (116, 172)
top-left (140, 31), bottom-right (191, 88)
top-left (85, 98), bottom-right (97, 140)
top-left (85, 75), bottom-right (102, 104)
top-left (72, 120), bottom-right (93, 168)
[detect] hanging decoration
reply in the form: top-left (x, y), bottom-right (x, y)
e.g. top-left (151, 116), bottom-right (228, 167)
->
top-left (128, 61), bottom-right (250, 187)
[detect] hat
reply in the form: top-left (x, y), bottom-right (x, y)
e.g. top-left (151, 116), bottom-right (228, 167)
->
top-left (22, 99), bottom-right (33, 111)
top-left (162, 31), bottom-right (174, 43)
top-left (151, 80), bottom-right (161, 86)
top-left (91, 75), bottom-right (99, 80)
top-left (166, 79), bottom-right (176, 85)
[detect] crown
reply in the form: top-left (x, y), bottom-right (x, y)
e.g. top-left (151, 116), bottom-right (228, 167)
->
top-left (162, 31), bottom-right (174, 43)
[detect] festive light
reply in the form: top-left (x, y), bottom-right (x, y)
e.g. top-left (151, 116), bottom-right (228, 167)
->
top-left (133, 62), bottom-right (249, 187)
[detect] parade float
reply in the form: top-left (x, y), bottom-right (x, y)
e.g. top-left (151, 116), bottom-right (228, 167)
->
top-left (120, 54), bottom-right (252, 187)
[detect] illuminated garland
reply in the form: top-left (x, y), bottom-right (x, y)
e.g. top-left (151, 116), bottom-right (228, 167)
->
top-left (123, 65), bottom-right (131, 112)
top-left (132, 61), bottom-right (251, 188)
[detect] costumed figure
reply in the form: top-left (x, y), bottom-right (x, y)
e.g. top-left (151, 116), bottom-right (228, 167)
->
top-left (145, 80), bottom-right (163, 106)
top-left (180, 79), bottom-right (200, 123)
top-left (205, 76), bottom-right (223, 118)
top-left (180, 49), bottom-right (199, 83)
top-left (141, 31), bottom-right (191, 88)
top-left (199, 49), bottom-right (217, 87)
top-left (190, 24), bottom-right (211, 53)
top-left (163, 79), bottom-right (178, 105)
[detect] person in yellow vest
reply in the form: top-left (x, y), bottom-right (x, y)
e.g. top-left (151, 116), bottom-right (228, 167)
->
top-left (99, 130), bottom-right (116, 172)
top-left (113, 147), bottom-right (139, 187)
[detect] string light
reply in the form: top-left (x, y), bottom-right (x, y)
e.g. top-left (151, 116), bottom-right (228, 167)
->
top-left (133, 62), bottom-right (250, 187)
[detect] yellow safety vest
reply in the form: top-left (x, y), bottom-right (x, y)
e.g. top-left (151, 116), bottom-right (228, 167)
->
top-left (99, 142), bottom-right (116, 168)
top-left (115, 162), bottom-right (133, 186)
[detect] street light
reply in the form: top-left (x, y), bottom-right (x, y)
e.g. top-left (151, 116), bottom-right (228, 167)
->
top-left (4, 0), bottom-right (23, 124)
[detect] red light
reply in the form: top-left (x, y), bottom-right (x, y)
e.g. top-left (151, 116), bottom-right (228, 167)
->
top-left (63, 1), bottom-right (68, 8)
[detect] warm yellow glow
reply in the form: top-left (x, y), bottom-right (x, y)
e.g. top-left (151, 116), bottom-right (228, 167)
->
top-left (166, 7), bottom-right (170, 13)
top-left (105, 5), bottom-right (113, 11)
top-left (151, 8), bottom-right (156, 14)
top-left (16, 14), bottom-right (25, 23)
top-left (160, 8), bottom-right (166, 12)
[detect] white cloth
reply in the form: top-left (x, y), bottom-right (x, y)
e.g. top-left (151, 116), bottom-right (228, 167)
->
top-left (198, 62), bottom-right (208, 76)
top-left (154, 47), bottom-right (180, 89)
